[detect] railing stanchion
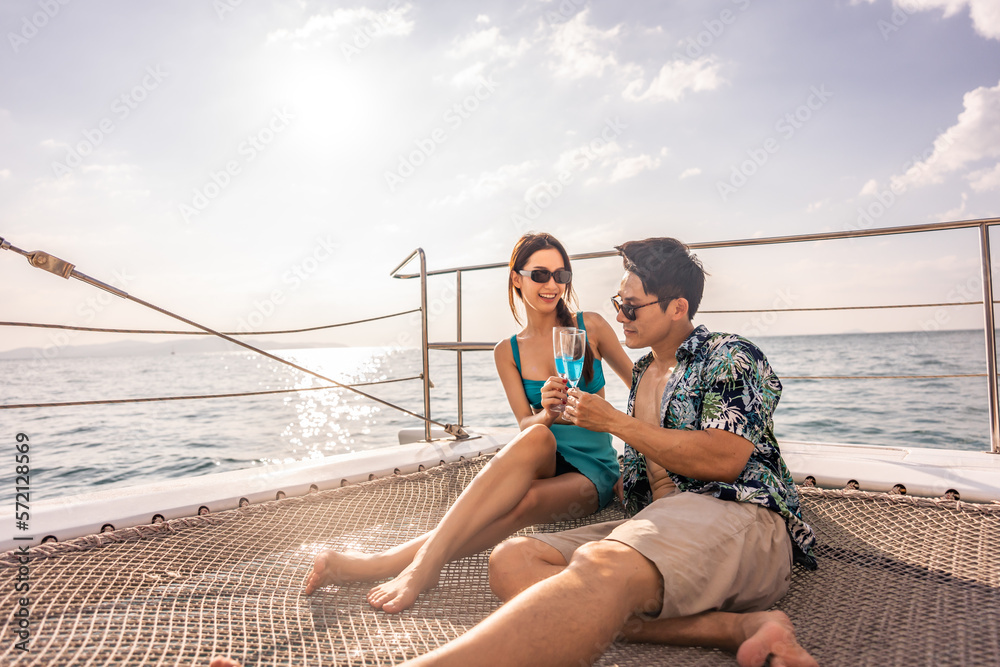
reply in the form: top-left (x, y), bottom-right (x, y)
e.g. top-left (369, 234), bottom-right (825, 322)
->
top-left (392, 218), bottom-right (1000, 448)
top-left (418, 249), bottom-right (432, 442)
top-left (456, 270), bottom-right (464, 426)
top-left (980, 224), bottom-right (1000, 453)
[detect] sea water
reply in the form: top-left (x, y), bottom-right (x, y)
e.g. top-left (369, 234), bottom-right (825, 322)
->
top-left (0, 329), bottom-right (992, 500)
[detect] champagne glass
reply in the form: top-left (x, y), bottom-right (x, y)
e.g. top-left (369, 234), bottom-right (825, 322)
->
top-left (552, 327), bottom-right (586, 412)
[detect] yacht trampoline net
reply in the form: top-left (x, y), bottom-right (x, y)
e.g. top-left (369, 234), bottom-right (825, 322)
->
top-left (2, 455), bottom-right (999, 666)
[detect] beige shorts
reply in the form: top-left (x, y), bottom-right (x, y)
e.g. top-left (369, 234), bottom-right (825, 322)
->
top-left (529, 492), bottom-right (793, 620)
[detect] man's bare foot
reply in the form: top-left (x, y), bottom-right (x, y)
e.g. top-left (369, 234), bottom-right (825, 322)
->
top-left (366, 558), bottom-right (441, 613)
top-left (303, 550), bottom-right (390, 595)
top-left (209, 657), bottom-right (240, 667)
top-left (736, 611), bottom-right (818, 667)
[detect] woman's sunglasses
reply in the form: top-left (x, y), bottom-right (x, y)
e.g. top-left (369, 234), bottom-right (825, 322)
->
top-left (518, 269), bottom-right (572, 284)
top-left (610, 295), bottom-right (679, 321)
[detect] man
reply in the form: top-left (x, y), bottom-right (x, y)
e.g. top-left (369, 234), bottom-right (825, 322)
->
top-left (401, 237), bottom-right (818, 666)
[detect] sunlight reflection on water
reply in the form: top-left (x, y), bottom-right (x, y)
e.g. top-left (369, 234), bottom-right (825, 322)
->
top-left (1, 330), bottom-right (991, 501)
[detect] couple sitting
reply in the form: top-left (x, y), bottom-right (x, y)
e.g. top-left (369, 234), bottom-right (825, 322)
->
top-left (215, 233), bottom-right (819, 667)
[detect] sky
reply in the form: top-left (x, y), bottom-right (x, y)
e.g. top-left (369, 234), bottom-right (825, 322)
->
top-left (1, 0), bottom-right (1000, 356)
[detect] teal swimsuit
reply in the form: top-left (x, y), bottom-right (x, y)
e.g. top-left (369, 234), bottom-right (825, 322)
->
top-left (510, 312), bottom-right (620, 508)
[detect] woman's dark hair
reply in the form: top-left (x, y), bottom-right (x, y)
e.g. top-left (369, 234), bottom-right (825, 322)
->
top-left (508, 232), bottom-right (593, 385)
top-left (614, 237), bottom-right (706, 319)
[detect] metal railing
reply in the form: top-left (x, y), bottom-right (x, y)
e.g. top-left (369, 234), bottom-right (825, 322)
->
top-left (0, 235), bottom-right (465, 435)
top-left (392, 217), bottom-right (1000, 453)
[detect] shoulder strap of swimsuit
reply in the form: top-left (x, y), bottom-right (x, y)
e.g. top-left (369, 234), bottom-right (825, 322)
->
top-left (576, 311), bottom-right (585, 330)
top-left (509, 334), bottom-right (522, 373)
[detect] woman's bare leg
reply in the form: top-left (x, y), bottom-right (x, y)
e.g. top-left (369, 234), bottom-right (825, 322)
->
top-left (304, 425), bottom-right (602, 612)
top-left (303, 472), bottom-right (596, 592)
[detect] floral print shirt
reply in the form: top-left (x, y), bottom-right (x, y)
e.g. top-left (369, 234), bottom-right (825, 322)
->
top-left (621, 325), bottom-right (817, 569)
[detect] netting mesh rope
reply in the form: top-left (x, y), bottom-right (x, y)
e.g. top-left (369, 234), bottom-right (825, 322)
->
top-left (2, 456), bottom-right (998, 666)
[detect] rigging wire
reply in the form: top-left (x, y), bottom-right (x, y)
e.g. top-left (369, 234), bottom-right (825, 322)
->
top-left (700, 301), bottom-right (983, 314)
top-left (1, 372), bottom-right (984, 411)
top-left (0, 237), bottom-right (987, 416)
top-left (0, 237), bottom-right (467, 438)
top-left (0, 376), bottom-right (422, 410)
top-left (0, 310), bottom-right (420, 335)
top-left (1, 303), bottom-right (984, 334)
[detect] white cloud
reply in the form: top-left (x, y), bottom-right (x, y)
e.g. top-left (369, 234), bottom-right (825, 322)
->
top-left (267, 4), bottom-right (414, 45)
top-left (40, 138), bottom-right (69, 150)
top-left (967, 0), bottom-right (1000, 37)
top-left (80, 163), bottom-right (137, 176)
top-left (546, 8), bottom-right (622, 79)
top-left (0, 169), bottom-right (10, 179)
top-left (610, 154), bottom-right (661, 182)
top-left (623, 57), bottom-right (724, 102)
top-left (444, 24), bottom-right (529, 85)
top-left (27, 162), bottom-right (145, 202)
top-left (432, 160), bottom-right (539, 206)
top-left (543, 11), bottom-right (722, 102)
top-left (968, 162), bottom-right (1000, 191)
top-left (940, 192), bottom-right (969, 219)
top-left (523, 181), bottom-right (556, 203)
top-left (900, 0), bottom-right (1000, 40)
top-left (447, 26), bottom-right (529, 61)
top-left (889, 80), bottom-right (1000, 191)
top-left (475, 14), bottom-right (490, 25)
top-left (470, 160), bottom-right (538, 197)
top-left (447, 62), bottom-right (487, 86)
top-left (550, 139), bottom-right (659, 187)
top-left (554, 140), bottom-right (622, 174)
top-left (448, 27), bottom-right (501, 58)
top-left (859, 178), bottom-right (879, 196)
top-left (679, 167), bottom-right (701, 179)
top-left (855, 0), bottom-right (1000, 39)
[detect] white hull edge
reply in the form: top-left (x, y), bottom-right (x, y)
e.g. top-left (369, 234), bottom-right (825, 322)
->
top-left (781, 440), bottom-right (1000, 502)
top-left (3, 430), bottom-right (997, 553)
top-left (1, 427), bottom-right (505, 553)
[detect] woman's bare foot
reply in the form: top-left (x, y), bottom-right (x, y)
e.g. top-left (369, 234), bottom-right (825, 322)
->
top-left (366, 557), bottom-right (441, 613)
top-left (303, 550), bottom-right (394, 595)
top-left (735, 611), bottom-right (818, 667)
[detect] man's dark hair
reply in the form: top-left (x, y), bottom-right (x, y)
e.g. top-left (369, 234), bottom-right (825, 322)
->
top-left (614, 238), bottom-right (706, 319)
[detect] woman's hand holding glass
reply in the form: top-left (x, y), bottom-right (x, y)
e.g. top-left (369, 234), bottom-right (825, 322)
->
top-left (540, 376), bottom-right (570, 420)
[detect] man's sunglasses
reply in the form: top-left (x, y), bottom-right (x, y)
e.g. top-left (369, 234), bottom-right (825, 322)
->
top-left (518, 269), bottom-right (573, 284)
top-left (610, 295), bottom-right (679, 321)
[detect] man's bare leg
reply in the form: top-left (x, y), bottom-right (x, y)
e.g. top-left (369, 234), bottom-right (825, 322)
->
top-left (403, 539), bottom-right (663, 666)
top-left (621, 611), bottom-right (817, 667)
top-left (733, 612), bottom-right (817, 667)
top-left (488, 535), bottom-right (568, 600)
top-left (488, 537), bottom-right (817, 667)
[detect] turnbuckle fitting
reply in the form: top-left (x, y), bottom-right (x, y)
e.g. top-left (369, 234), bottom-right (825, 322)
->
top-left (0, 238), bottom-right (76, 279)
top-left (29, 251), bottom-right (76, 279)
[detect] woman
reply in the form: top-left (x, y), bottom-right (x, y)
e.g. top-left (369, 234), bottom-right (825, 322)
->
top-left (495, 232), bottom-right (634, 510)
top-left (302, 232), bottom-right (633, 613)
